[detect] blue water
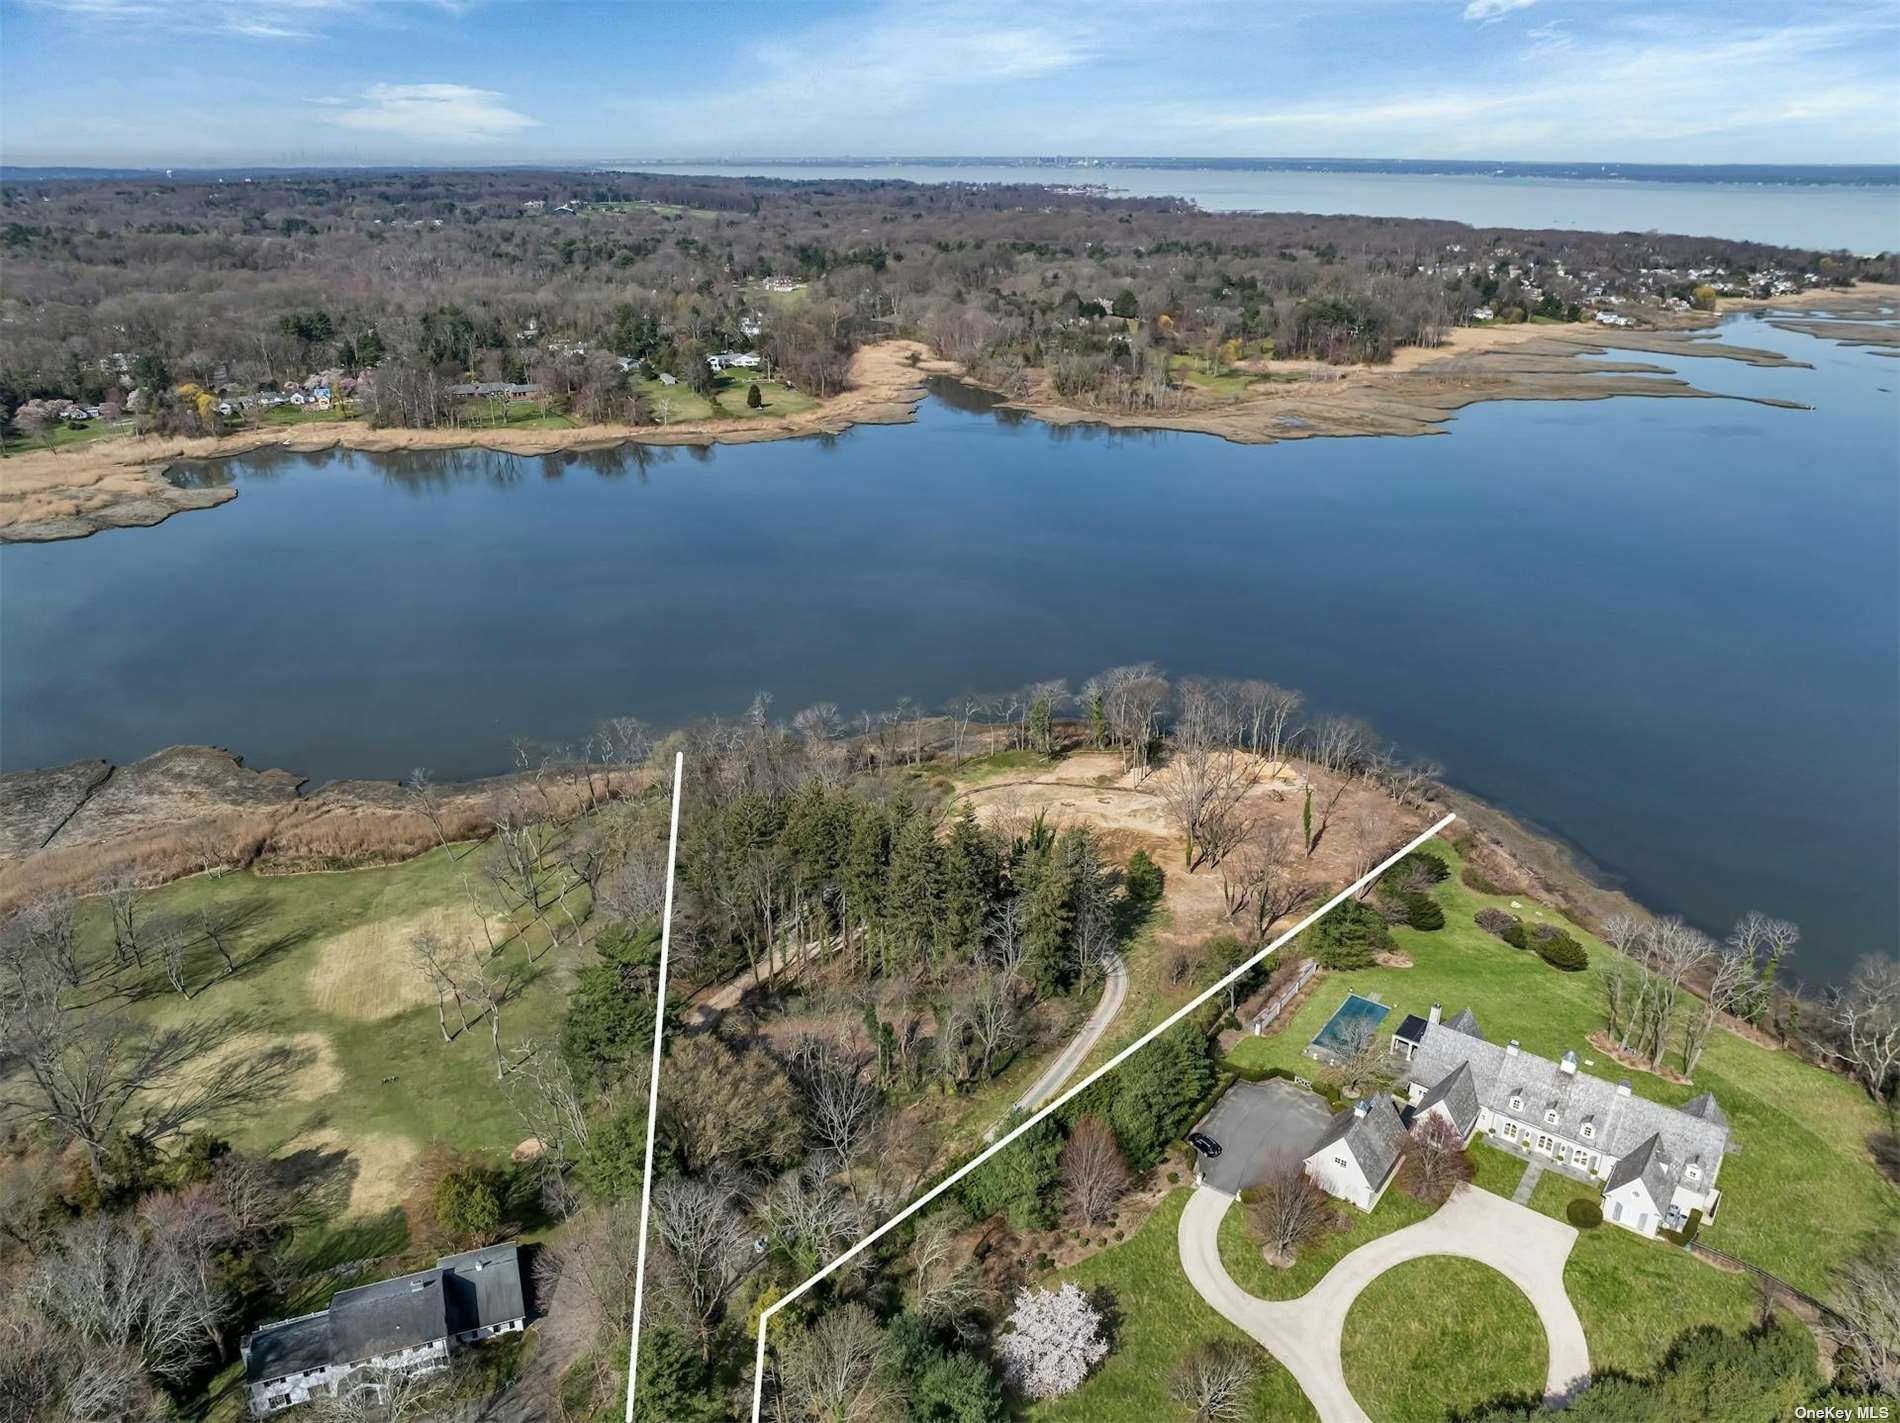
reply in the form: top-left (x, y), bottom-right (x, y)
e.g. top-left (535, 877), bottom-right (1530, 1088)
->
top-left (626, 161), bottom-right (1900, 251)
top-left (2, 315), bottom-right (1895, 984)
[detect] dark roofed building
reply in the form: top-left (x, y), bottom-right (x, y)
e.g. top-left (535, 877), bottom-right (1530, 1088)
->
top-left (242, 1242), bottom-right (527, 1416)
top-left (328, 1271), bottom-right (450, 1367)
top-left (1411, 1059), bottom-right (1481, 1141)
top-left (442, 1243), bottom-right (527, 1342)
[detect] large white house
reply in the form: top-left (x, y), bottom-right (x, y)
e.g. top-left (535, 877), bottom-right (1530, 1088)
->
top-left (241, 1243), bottom-right (526, 1415)
top-left (1396, 1006), bottom-right (1730, 1238)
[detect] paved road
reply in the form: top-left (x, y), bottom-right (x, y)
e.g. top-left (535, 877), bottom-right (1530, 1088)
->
top-left (989, 953), bottom-right (1127, 1138)
top-left (1178, 1183), bottom-right (1590, 1423)
top-left (1191, 1078), bottom-right (1333, 1195)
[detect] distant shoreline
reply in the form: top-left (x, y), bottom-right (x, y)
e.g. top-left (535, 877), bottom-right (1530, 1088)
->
top-left (3, 286), bottom-right (1892, 546)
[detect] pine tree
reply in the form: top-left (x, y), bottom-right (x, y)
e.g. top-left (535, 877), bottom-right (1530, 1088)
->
top-left (1302, 785), bottom-right (1314, 853)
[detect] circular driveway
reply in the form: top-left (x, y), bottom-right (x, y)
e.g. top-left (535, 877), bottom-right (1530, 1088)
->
top-left (1178, 1183), bottom-right (1591, 1423)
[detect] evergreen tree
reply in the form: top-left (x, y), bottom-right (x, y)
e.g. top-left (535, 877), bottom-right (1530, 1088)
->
top-left (886, 809), bottom-right (947, 974)
top-left (1110, 1025), bottom-right (1215, 1166)
top-left (941, 808), bottom-right (1004, 963)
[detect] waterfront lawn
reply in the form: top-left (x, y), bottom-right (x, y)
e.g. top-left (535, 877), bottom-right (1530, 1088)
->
top-left (1224, 834), bottom-right (1895, 1292)
top-left (1167, 353), bottom-right (1256, 401)
top-left (1030, 1190), bottom-right (1316, 1423)
top-left (1340, 1257), bottom-right (1546, 1423)
top-left (707, 374), bottom-right (817, 419)
top-left (2, 418), bottom-right (131, 454)
top-left (1520, 1164), bottom-right (1760, 1378)
top-left (74, 845), bottom-right (583, 1211)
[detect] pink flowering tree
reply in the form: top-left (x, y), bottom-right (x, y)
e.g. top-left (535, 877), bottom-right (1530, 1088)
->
top-left (997, 1282), bottom-right (1110, 1400)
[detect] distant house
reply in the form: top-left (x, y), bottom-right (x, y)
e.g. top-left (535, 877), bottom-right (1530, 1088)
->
top-left (1470, 305), bottom-right (1494, 321)
top-left (1594, 311), bottom-right (1636, 328)
top-left (1303, 1094), bottom-right (1406, 1212)
top-left (657, 372), bottom-right (678, 386)
top-left (444, 382), bottom-right (538, 399)
top-left (707, 351), bottom-right (762, 372)
top-left (241, 1243), bottom-right (525, 1416)
top-left (1398, 1008), bottom-right (1729, 1238)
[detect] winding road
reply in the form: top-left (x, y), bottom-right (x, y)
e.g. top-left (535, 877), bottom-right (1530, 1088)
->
top-left (1178, 1183), bottom-right (1590, 1423)
top-left (989, 951), bottom-right (1128, 1138)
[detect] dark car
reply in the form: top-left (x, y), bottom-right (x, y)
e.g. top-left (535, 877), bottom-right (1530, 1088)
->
top-left (1187, 1132), bottom-right (1222, 1158)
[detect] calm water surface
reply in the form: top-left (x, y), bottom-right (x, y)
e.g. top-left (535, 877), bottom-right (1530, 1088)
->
top-left (632, 162), bottom-right (1900, 251)
top-left (3, 317), bottom-right (1896, 984)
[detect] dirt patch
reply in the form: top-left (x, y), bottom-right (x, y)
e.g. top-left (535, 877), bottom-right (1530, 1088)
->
top-left (1375, 951), bottom-right (1415, 969)
top-left (282, 1127), bottom-right (419, 1215)
top-left (956, 752), bottom-right (1425, 950)
top-left (1586, 1031), bottom-right (1692, 1087)
top-left (306, 905), bottom-right (497, 1021)
top-left (179, 1029), bottom-right (343, 1102)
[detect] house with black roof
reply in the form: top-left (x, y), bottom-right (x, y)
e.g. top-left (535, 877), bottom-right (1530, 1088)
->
top-left (241, 1242), bottom-right (525, 1415)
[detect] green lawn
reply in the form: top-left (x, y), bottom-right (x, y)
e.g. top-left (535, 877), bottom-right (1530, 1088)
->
top-left (1167, 353), bottom-right (1257, 401)
top-left (1340, 1257), bottom-right (1546, 1423)
top-left (2, 418), bottom-right (132, 453)
top-left (1030, 1190), bottom-right (1317, 1423)
top-left (1218, 1184), bottom-right (1434, 1301)
top-left (1223, 834), bottom-right (1896, 1294)
top-left (1518, 1161), bottom-right (1760, 1378)
top-left (73, 845), bottom-right (585, 1210)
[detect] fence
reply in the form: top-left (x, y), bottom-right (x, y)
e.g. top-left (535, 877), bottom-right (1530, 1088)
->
top-left (1687, 1241), bottom-right (1835, 1319)
top-left (1250, 958), bottom-right (1318, 1035)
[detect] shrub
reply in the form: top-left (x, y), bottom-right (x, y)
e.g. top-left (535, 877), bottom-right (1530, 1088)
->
top-left (1304, 896), bottom-right (1392, 969)
top-left (1401, 892), bottom-right (1445, 931)
top-left (745, 382), bottom-right (762, 408)
top-left (1533, 927), bottom-right (1589, 972)
top-left (1660, 1208), bottom-right (1704, 1246)
top-left (1399, 850), bottom-right (1450, 884)
top-left (1565, 1198), bottom-right (1603, 1229)
top-left (1474, 907), bottom-right (1518, 939)
top-left (1123, 849), bottom-right (1165, 906)
top-left (1461, 865), bottom-right (1506, 895)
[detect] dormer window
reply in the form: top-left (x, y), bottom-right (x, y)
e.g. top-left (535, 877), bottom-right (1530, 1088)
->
top-left (1581, 1122), bottom-right (1595, 1139)
top-left (1686, 1163), bottom-right (1701, 1181)
top-left (1510, 1095), bottom-right (1523, 1112)
top-left (1545, 1109), bottom-right (1559, 1125)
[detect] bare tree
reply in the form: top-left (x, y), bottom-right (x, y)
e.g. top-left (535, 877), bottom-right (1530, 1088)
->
top-left (763, 1165), bottom-right (861, 1282)
top-left (1636, 918), bottom-right (1714, 1070)
top-left (195, 905), bottom-right (241, 979)
top-left (101, 873), bottom-right (146, 970)
top-left (1825, 1236), bottom-right (1900, 1397)
top-left (1681, 938), bottom-right (1754, 1075)
top-left (4, 893), bottom-right (85, 989)
top-left (1325, 1020), bottom-right (1393, 1099)
top-left (27, 1213), bottom-right (224, 1385)
top-left (1170, 1339), bottom-right (1258, 1422)
top-left (1401, 1114), bottom-right (1472, 1204)
top-left (649, 1175), bottom-right (754, 1360)
top-left (1156, 744), bottom-right (1259, 871)
top-left (1248, 1167), bottom-right (1333, 1267)
top-left (773, 1302), bottom-right (899, 1423)
top-left (1824, 957), bottom-right (1900, 1101)
top-left (312, 1361), bottom-right (454, 1422)
top-left (1222, 823), bottom-right (1314, 943)
top-left (407, 930), bottom-right (468, 1043)
top-left (1061, 1115), bottom-right (1131, 1228)
top-left (906, 1212), bottom-right (986, 1332)
top-left (1727, 911), bottom-right (1800, 1024)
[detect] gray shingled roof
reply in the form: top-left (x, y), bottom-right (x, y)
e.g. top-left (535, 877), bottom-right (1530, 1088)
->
top-left (441, 1243), bottom-right (525, 1334)
top-left (243, 1311), bottom-right (334, 1384)
top-left (1603, 1131), bottom-right (1676, 1212)
top-left (1443, 1007), bottom-right (1483, 1038)
top-left (1414, 1060), bottom-right (1481, 1137)
top-left (1680, 1092), bottom-right (1728, 1129)
top-left (1308, 1094), bottom-right (1406, 1187)
top-left (1403, 1017), bottom-right (1728, 1175)
top-left (329, 1271), bottom-right (449, 1364)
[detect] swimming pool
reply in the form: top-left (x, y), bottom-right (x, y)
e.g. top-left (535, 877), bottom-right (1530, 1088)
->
top-left (1307, 992), bottom-right (1391, 1061)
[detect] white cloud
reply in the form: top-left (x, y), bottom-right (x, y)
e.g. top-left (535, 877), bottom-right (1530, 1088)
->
top-left (1464, 0), bottom-right (1535, 22)
top-left (316, 83), bottom-right (539, 144)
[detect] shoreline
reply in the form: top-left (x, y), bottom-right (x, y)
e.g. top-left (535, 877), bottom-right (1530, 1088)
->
top-left (2, 284), bottom-right (1892, 545)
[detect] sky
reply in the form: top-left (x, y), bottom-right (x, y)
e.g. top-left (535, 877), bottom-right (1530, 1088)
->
top-left (1, 0), bottom-right (1897, 169)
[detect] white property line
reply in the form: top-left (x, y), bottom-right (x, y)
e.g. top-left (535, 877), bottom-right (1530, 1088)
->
top-left (624, 752), bottom-right (685, 1423)
top-left (742, 809), bottom-right (1457, 1422)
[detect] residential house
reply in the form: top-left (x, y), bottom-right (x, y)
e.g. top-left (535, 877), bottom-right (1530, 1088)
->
top-left (1397, 1008), bottom-right (1729, 1238)
top-left (1302, 1093), bottom-right (1406, 1211)
top-left (241, 1243), bottom-right (526, 1416)
top-left (707, 351), bottom-right (762, 372)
